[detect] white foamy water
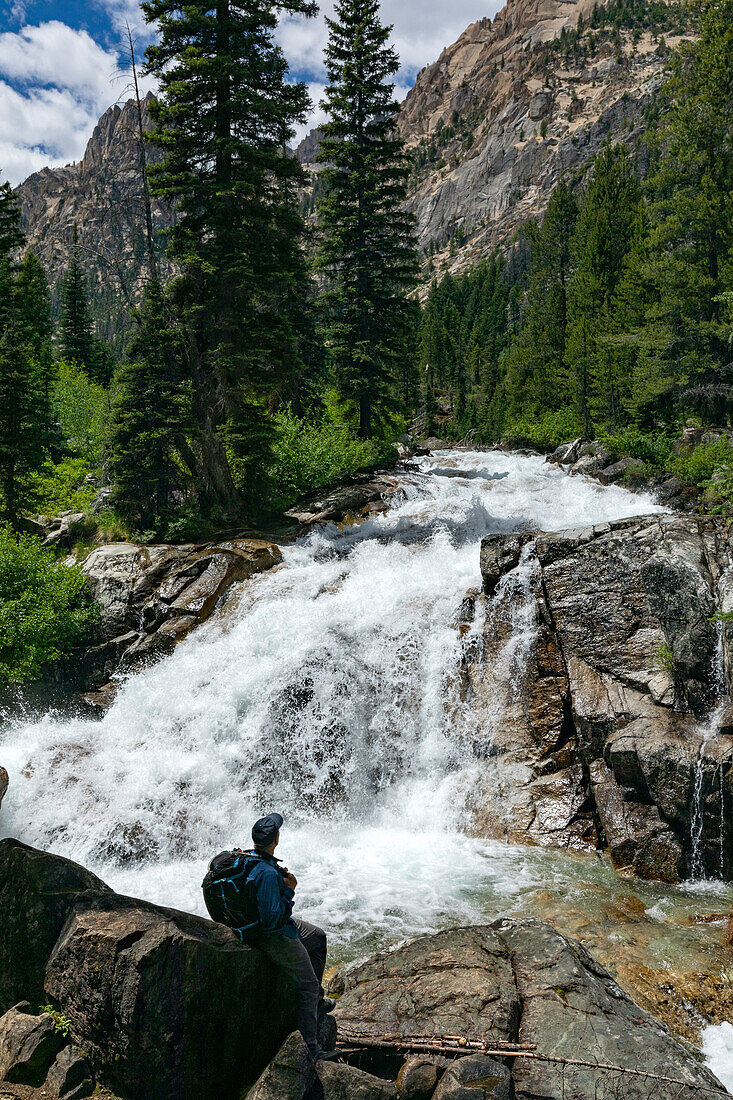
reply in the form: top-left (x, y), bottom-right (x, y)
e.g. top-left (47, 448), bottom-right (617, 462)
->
top-left (703, 1025), bottom-right (733, 1091)
top-left (0, 450), bottom-right (667, 949)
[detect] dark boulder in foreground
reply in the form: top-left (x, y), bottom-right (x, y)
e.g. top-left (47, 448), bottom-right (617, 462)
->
top-left (0, 840), bottom-right (111, 1015)
top-left (0, 839), bottom-right (293, 1100)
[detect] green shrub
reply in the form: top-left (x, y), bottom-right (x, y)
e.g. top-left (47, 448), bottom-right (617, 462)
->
top-left (667, 437), bottom-right (733, 486)
top-left (53, 360), bottom-right (109, 461)
top-left (28, 456), bottom-right (98, 517)
top-left (502, 408), bottom-right (585, 449)
top-left (266, 409), bottom-right (391, 511)
top-left (0, 527), bottom-right (99, 687)
top-left (599, 426), bottom-right (674, 468)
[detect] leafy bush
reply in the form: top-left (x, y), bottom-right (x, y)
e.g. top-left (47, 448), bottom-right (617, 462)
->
top-left (52, 360), bottom-right (109, 461)
top-left (667, 437), bottom-right (733, 486)
top-left (0, 528), bottom-right (99, 687)
top-left (502, 408), bottom-right (585, 449)
top-left (599, 426), bottom-right (674, 468)
top-left (266, 408), bottom-right (391, 511)
top-left (29, 456), bottom-right (98, 517)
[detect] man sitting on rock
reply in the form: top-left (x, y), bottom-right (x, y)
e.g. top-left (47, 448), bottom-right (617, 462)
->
top-left (202, 812), bottom-right (337, 1063)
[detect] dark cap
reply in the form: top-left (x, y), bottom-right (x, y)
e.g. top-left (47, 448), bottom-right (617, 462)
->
top-left (252, 813), bottom-right (284, 847)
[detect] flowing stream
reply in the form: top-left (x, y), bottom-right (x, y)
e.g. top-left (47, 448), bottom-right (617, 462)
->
top-left (2, 450), bottom-right (733, 1072)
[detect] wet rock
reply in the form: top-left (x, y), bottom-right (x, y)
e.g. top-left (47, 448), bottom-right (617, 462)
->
top-left (0, 840), bottom-right (110, 1015)
top-left (285, 475), bottom-right (401, 525)
top-left (335, 927), bottom-right (520, 1042)
top-left (44, 1045), bottom-right (94, 1099)
top-left (0, 768), bottom-right (7, 811)
top-left (79, 537), bottom-right (281, 688)
top-left (469, 514), bottom-right (733, 881)
top-left (44, 891), bottom-right (293, 1100)
top-left (494, 917), bottom-right (724, 1100)
top-left (547, 438), bottom-right (586, 466)
top-left (480, 533), bottom-right (532, 597)
top-left (0, 1007), bottom-right (63, 1086)
top-left (432, 1055), bottom-right (511, 1099)
top-left (319, 1062), bottom-right (397, 1099)
top-left (396, 1056), bottom-right (443, 1099)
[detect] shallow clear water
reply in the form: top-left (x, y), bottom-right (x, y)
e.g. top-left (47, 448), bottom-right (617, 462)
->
top-left (2, 451), bottom-right (732, 1048)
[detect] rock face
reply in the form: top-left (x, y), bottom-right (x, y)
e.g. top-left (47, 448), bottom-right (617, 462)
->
top-left (334, 923), bottom-right (726, 1100)
top-left (394, 0), bottom-right (694, 273)
top-left (0, 767), bottom-right (7, 811)
top-left (79, 536), bottom-right (281, 689)
top-left (0, 1006), bottom-right (63, 1086)
top-left (462, 514), bottom-right (733, 881)
top-left (15, 96), bottom-right (174, 342)
top-left (284, 473), bottom-right (404, 526)
top-left (0, 839), bottom-right (294, 1100)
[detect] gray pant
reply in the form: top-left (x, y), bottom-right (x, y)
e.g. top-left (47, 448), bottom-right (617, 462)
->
top-left (254, 919), bottom-right (327, 1057)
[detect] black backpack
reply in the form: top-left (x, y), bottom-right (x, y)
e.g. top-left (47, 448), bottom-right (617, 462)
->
top-left (202, 849), bottom-right (270, 939)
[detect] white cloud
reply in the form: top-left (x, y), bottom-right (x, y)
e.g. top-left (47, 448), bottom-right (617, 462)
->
top-left (0, 20), bottom-right (156, 186)
top-left (0, 0), bottom-right (504, 185)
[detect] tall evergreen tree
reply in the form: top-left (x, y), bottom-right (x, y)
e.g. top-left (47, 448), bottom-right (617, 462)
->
top-left (0, 180), bottom-right (51, 528)
top-left (143, 0), bottom-right (317, 517)
top-left (16, 252), bottom-right (54, 401)
top-left (59, 227), bottom-right (111, 385)
top-left (316, 0), bottom-right (419, 438)
top-left (109, 282), bottom-right (194, 534)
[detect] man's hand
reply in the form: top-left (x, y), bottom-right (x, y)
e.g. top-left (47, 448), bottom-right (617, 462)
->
top-left (282, 871), bottom-right (298, 890)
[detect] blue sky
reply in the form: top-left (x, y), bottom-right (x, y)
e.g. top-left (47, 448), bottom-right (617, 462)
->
top-left (0, 0), bottom-right (502, 185)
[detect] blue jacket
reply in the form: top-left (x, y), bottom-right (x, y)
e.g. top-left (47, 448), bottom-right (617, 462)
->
top-left (246, 850), bottom-right (298, 938)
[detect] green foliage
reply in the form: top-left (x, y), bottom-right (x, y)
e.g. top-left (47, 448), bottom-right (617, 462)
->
top-left (42, 1005), bottom-right (72, 1038)
top-left (0, 527), bottom-right (99, 687)
top-left (503, 408), bottom-right (585, 448)
top-left (668, 437), bottom-right (733, 485)
top-left (143, 0), bottom-right (317, 518)
top-left (266, 408), bottom-right (389, 510)
top-left (316, 0), bottom-right (419, 439)
top-left (59, 227), bottom-right (113, 386)
top-left (598, 426), bottom-right (674, 467)
top-left (52, 360), bottom-right (109, 461)
top-left (29, 457), bottom-right (98, 517)
top-left (654, 641), bottom-right (674, 672)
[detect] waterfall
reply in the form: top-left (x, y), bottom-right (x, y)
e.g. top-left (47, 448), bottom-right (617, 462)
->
top-left (0, 451), bottom-right (664, 949)
top-left (689, 627), bottom-right (728, 882)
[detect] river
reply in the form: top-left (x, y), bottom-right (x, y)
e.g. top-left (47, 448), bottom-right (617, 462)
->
top-left (2, 449), bottom-right (733, 1080)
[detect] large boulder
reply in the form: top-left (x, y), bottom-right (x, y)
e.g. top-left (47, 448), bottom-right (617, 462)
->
top-left (284, 474), bottom-right (401, 525)
top-left (335, 923), bottom-right (726, 1100)
top-left (465, 515), bottom-right (733, 882)
top-left (0, 840), bottom-right (110, 1015)
top-left (44, 891), bottom-right (293, 1100)
top-left (79, 537), bottom-right (282, 687)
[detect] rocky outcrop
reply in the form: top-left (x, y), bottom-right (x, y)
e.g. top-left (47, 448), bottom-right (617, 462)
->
top-left (284, 473), bottom-right (404, 526)
top-left (394, 0), bottom-right (694, 274)
top-left (79, 536), bottom-right (281, 691)
top-left (462, 514), bottom-right (733, 881)
top-left (15, 96), bottom-right (174, 341)
top-left (0, 839), bottom-right (293, 1100)
top-left (331, 923), bottom-right (725, 1099)
top-left (0, 767), bottom-right (7, 811)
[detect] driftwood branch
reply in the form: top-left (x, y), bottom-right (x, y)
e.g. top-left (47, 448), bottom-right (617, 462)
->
top-left (335, 1027), bottom-right (729, 1096)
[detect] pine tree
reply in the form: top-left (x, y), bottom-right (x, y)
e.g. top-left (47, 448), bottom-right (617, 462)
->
top-left (316, 0), bottom-right (419, 439)
top-left (142, 0), bottom-right (317, 517)
top-left (16, 252), bottom-right (54, 401)
top-left (0, 181), bottom-right (51, 528)
top-left (108, 282), bottom-right (194, 535)
top-left (567, 143), bottom-right (643, 431)
top-left (59, 228), bottom-right (111, 385)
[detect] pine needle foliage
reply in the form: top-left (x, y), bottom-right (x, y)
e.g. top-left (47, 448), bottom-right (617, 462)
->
top-left (142, 0), bottom-right (317, 518)
top-left (316, 0), bottom-right (419, 439)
